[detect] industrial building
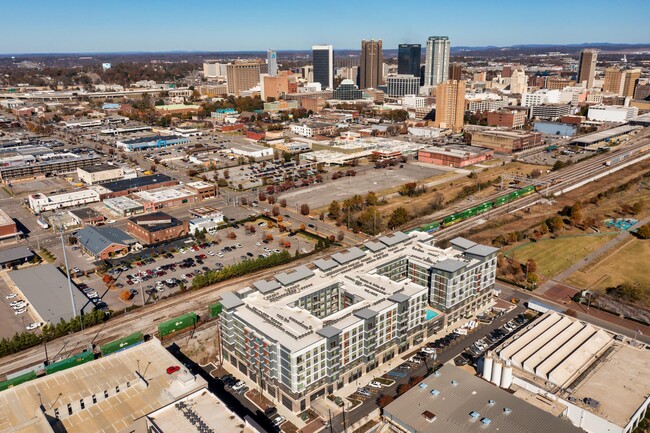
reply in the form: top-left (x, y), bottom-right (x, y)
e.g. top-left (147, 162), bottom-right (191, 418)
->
top-left (383, 364), bottom-right (584, 433)
top-left (28, 189), bottom-right (101, 214)
top-left (418, 145), bottom-right (494, 168)
top-left (0, 339), bottom-right (211, 433)
top-left (570, 125), bottom-right (642, 147)
top-left (587, 105), bottom-right (639, 123)
top-left (67, 207), bottom-right (106, 226)
top-left (485, 311), bottom-right (650, 433)
top-left (470, 129), bottom-right (543, 153)
top-left (90, 174), bottom-right (178, 199)
top-left (7, 264), bottom-right (87, 323)
top-left (103, 196), bottom-right (145, 216)
top-left (230, 142), bottom-right (274, 159)
top-left (127, 212), bottom-right (189, 245)
top-left (116, 135), bottom-right (190, 152)
top-left (189, 215), bottom-right (225, 235)
top-left (219, 231), bottom-right (496, 412)
top-left (132, 186), bottom-right (199, 213)
top-left (77, 164), bottom-right (124, 185)
top-left (0, 246), bottom-right (34, 269)
top-left (75, 226), bottom-right (138, 260)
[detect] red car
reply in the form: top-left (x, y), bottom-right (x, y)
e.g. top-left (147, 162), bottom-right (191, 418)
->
top-left (166, 365), bottom-right (181, 374)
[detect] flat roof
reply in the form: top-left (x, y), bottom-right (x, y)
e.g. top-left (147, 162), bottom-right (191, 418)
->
top-left (0, 246), bottom-right (33, 264)
top-left (464, 244), bottom-right (499, 257)
top-left (146, 388), bottom-right (260, 433)
top-left (378, 231), bottom-right (410, 246)
top-left (133, 186), bottom-right (196, 203)
top-left (78, 163), bottom-right (121, 173)
top-left (8, 264), bottom-right (88, 323)
top-left (252, 279), bottom-right (281, 294)
top-left (364, 241), bottom-right (386, 252)
top-left (331, 246), bottom-right (366, 264)
top-left (450, 237), bottom-right (477, 250)
top-left (275, 265), bottom-right (314, 286)
top-left (0, 208), bottom-right (15, 227)
top-left (312, 258), bottom-right (339, 271)
top-left (0, 339), bottom-right (207, 433)
top-left (431, 258), bottom-right (468, 273)
top-left (571, 124), bottom-right (641, 145)
top-left (99, 174), bottom-right (175, 193)
top-left (384, 364), bottom-right (584, 433)
top-left (103, 196), bottom-right (144, 211)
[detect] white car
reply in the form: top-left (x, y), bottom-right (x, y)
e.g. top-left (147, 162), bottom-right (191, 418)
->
top-left (12, 302), bottom-right (27, 309)
top-left (26, 322), bottom-right (42, 330)
top-left (235, 243), bottom-right (242, 248)
top-left (15, 308), bottom-right (26, 315)
top-left (272, 415), bottom-right (286, 426)
top-left (217, 252), bottom-right (224, 258)
top-left (87, 292), bottom-right (99, 298)
top-left (106, 219), bottom-right (116, 224)
top-left (10, 300), bottom-right (24, 307)
top-left (368, 381), bottom-right (382, 389)
top-left (207, 251), bottom-right (215, 256)
top-left (273, 249), bottom-right (281, 253)
top-left (5, 293), bottom-right (17, 299)
top-left (255, 242), bottom-right (262, 246)
top-left (421, 347), bottom-right (437, 355)
top-left (232, 381), bottom-right (245, 391)
top-left (181, 274), bottom-right (188, 279)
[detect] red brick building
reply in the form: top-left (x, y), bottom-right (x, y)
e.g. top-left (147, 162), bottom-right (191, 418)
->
top-left (486, 108), bottom-right (527, 129)
top-left (246, 130), bottom-right (266, 141)
top-left (127, 212), bottom-right (189, 245)
top-left (418, 146), bottom-right (494, 168)
top-left (0, 209), bottom-right (18, 240)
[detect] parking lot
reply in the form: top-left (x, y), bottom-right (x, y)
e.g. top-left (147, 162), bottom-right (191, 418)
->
top-left (71, 222), bottom-right (316, 312)
top-left (518, 145), bottom-right (590, 167)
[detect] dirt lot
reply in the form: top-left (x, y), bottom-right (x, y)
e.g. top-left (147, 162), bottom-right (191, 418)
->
top-left (10, 177), bottom-right (73, 197)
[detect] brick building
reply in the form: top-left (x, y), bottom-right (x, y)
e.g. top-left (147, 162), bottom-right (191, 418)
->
top-left (0, 209), bottom-right (18, 240)
top-left (470, 130), bottom-right (543, 153)
top-left (418, 145), bottom-right (494, 168)
top-left (486, 108), bottom-right (527, 129)
top-left (127, 212), bottom-right (189, 245)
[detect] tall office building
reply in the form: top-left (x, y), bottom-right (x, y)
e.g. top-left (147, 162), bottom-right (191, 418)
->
top-left (448, 63), bottom-right (462, 81)
top-left (577, 49), bottom-right (598, 89)
top-left (386, 75), bottom-right (420, 97)
top-left (226, 60), bottom-right (263, 96)
top-left (622, 69), bottom-right (641, 98)
top-left (267, 50), bottom-right (278, 77)
top-left (434, 80), bottom-right (466, 133)
top-left (424, 36), bottom-right (450, 87)
top-left (509, 68), bottom-right (527, 94)
top-left (359, 39), bottom-right (384, 89)
top-left (398, 44), bottom-right (421, 78)
top-left (603, 66), bottom-right (624, 95)
top-left (312, 45), bottom-right (334, 90)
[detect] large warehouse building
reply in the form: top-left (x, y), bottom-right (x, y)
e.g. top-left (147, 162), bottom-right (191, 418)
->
top-left (220, 231), bottom-right (496, 412)
top-left (484, 311), bottom-right (650, 433)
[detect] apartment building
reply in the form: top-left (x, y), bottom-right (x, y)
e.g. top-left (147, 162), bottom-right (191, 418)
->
top-left (219, 231), bottom-right (497, 412)
top-left (0, 154), bottom-right (100, 184)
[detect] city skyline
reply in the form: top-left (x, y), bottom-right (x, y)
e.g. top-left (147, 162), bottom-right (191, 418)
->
top-left (1, 0), bottom-right (650, 54)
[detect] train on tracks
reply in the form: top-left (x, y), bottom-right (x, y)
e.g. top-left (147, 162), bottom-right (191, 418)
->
top-left (412, 185), bottom-right (537, 234)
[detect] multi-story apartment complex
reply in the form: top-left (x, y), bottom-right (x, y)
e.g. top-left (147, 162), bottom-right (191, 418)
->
top-left (577, 49), bottom-right (598, 89)
top-left (434, 80), bottom-right (465, 132)
top-left (0, 153), bottom-right (100, 184)
top-left (219, 231), bottom-right (497, 412)
top-left (226, 60), bottom-right (264, 96)
top-left (397, 44), bottom-right (421, 78)
top-left (424, 36), bottom-right (450, 87)
top-left (359, 39), bottom-right (383, 89)
top-left (312, 45), bottom-right (334, 90)
top-left (386, 75), bottom-right (420, 97)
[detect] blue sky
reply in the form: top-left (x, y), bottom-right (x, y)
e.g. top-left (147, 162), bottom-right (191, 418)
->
top-left (2, 0), bottom-right (649, 54)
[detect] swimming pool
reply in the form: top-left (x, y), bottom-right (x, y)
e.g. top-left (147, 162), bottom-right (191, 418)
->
top-left (604, 218), bottom-right (638, 231)
top-left (426, 310), bottom-right (439, 321)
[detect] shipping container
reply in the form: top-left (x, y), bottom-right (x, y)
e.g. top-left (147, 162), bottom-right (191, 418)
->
top-left (0, 371), bottom-right (37, 391)
top-left (100, 332), bottom-right (144, 356)
top-left (45, 351), bottom-right (94, 375)
top-left (209, 303), bottom-right (223, 318)
top-left (158, 312), bottom-right (198, 337)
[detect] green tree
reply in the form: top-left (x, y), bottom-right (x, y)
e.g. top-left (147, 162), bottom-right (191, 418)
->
top-left (547, 216), bottom-right (564, 233)
top-left (328, 200), bottom-right (341, 219)
top-left (356, 207), bottom-right (384, 235)
top-left (365, 191), bottom-right (379, 207)
top-left (387, 207), bottom-right (410, 229)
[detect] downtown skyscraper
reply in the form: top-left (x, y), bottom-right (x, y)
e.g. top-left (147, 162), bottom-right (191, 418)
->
top-left (312, 44), bottom-right (334, 90)
top-left (577, 49), bottom-right (598, 89)
top-left (397, 44), bottom-right (421, 78)
top-left (424, 36), bottom-right (450, 87)
top-left (267, 49), bottom-right (278, 77)
top-left (359, 39), bottom-right (384, 89)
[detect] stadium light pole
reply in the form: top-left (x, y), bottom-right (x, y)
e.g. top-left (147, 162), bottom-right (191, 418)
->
top-left (58, 213), bottom-right (78, 320)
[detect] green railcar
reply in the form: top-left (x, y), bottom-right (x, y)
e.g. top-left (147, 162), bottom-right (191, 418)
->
top-left (209, 303), bottom-right (223, 318)
top-left (442, 213), bottom-right (462, 226)
top-left (45, 351), bottom-right (94, 375)
top-left (100, 332), bottom-right (144, 356)
top-left (0, 371), bottom-right (37, 391)
top-left (158, 312), bottom-right (198, 337)
top-left (420, 221), bottom-right (440, 233)
top-left (473, 201), bottom-right (494, 214)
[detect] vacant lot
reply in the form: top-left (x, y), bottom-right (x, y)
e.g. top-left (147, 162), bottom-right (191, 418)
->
top-left (565, 238), bottom-right (650, 292)
top-left (504, 233), bottom-right (617, 278)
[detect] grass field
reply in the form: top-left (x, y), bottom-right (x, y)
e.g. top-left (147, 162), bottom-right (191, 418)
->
top-left (503, 233), bottom-right (617, 278)
top-left (565, 238), bottom-right (650, 291)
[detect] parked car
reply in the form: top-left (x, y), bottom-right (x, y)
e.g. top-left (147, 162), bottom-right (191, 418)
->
top-left (166, 365), bottom-right (181, 374)
top-left (26, 322), bottom-right (42, 330)
top-left (368, 381), bottom-right (382, 389)
top-left (232, 381), bottom-right (246, 391)
top-left (264, 406), bottom-right (278, 417)
top-left (272, 415), bottom-right (286, 426)
top-left (356, 387), bottom-right (371, 397)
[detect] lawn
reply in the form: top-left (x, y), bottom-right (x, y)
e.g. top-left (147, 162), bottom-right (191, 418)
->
top-left (565, 238), bottom-right (650, 291)
top-left (503, 233), bottom-right (617, 278)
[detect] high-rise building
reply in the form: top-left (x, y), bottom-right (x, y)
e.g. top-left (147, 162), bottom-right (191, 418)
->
top-left (312, 45), bottom-right (334, 90)
top-left (203, 60), bottom-right (227, 78)
top-left (301, 65), bottom-right (314, 83)
top-left (333, 79), bottom-right (363, 100)
top-left (226, 60), bottom-right (263, 96)
top-left (397, 44), bottom-right (421, 77)
top-left (359, 39), bottom-right (384, 89)
top-left (386, 75), bottom-right (420, 97)
top-left (267, 50), bottom-right (278, 77)
top-left (424, 36), bottom-right (450, 87)
top-left (622, 69), bottom-right (641, 98)
top-left (577, 49), bottom-right (598, 89)
top-left (434, 80), bottom-right (465, 133)
top-left (603, 66), bottom-right (624, 95)
top-left (448, 63), bottom-right (462, 81)
top-left (509, 68), bottom-right (527, 94)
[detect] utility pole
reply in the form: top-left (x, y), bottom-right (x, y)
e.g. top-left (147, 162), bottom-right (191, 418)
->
top-left (58, 213), bottom-right (77, 320)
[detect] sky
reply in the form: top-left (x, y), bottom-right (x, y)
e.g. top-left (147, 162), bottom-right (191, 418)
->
top-left (1, 0), bottom-right (649, 54)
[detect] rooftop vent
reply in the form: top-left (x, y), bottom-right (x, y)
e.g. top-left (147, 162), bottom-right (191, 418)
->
top-left (451, 380), bottom-right (458, 386)
top-left (470, 411), bottom-right (480, 419)
top-left (422, 411), bottom-right (436, 422)
top-left (488, 399), bottom-right (495, 406)
top-left (419, 383), bottom-right (428, 389)
top-left (481, 418), bottom-right (492, 426)
top-left (430, 389), bottom-right (440, 396)
top-left (503, 408), bottom-right (512, 415)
